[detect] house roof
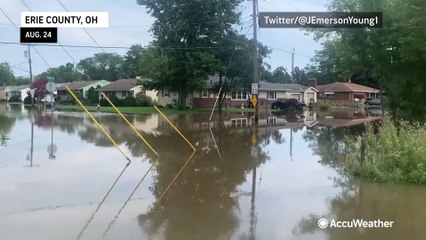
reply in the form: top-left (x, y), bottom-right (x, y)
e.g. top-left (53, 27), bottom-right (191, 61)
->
top-left (6, 85), bottom-right (30, 91)
top-left (96, 79), bottom-right (143, 92)
top-left (316, 82), bottom-right (379, 93)
top-left (57, 80), bottom-right (101, 91)
top-left (259, 81), bottom-right (317, 92)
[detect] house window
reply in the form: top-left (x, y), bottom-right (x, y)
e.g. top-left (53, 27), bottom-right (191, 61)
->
top-left (267, 91), bottom-right (277, 100)
top-left (231, 118), bottom-right (248, 127)
top-left (231, 91), bottom-right (247, 100)
top-left (267, 117), bottom-right (277, 126)
top-left (161, 89), bottom-right (170, 97)
top-left (122, 91), bottom-right (128, 97)
top-left (107, 92), bottom-right (116, 98)
top-left (201, 90), bottom-right (208, 98)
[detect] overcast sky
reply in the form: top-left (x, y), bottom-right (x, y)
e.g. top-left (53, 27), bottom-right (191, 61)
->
top-left (0, 0), bottom-right (328, 78)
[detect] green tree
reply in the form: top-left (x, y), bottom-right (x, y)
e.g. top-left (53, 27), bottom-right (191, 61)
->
top-left (137, 0), bottom-right (243, 108)
top-left (37, 62), bottom-right (82, 83)
top-left (0, 62), bottom-right (16, 86)
top-left (291, 66), bottom-right (308, 84)
top-left (86, 86), bottom-right (100, 104)
top-left (309, 0), bottom-right (426, 120)
top-left (78, 53), bottom-right (125, 81)
top-left (123, 44), bottom-right (145, 78)
top-left (212, 33), bottom-right (272, 111)
top-left (268, 66), bottom-right (291, 83)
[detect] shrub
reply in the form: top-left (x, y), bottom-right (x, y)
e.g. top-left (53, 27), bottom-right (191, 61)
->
top-left (345, 118), bottom-right (426, 184)
top-left (123, 96), bottom-right (137, 106)
top-left (318, 102), bottom-right (331, 111)
top-left (23, 96), bottom-right (32, 104)
top-left (8, 95), bottom-right (21, 102)
top-left (110, 95), bottom-right (123, 107)
top-left (135, 92), bottom-right (153, 106)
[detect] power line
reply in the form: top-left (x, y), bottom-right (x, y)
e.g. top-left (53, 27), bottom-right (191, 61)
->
top-left (0, 41), bottom-right (239, 50)
top-left (0, 7), bottom-right (64, 82)
top-left (20, 0), bottom-right (77, 65)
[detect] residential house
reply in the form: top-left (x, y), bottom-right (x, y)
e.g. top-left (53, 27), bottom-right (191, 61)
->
top-left (157, 75), bottom-right (319, 108)
top-left (5, 85), bottom-right (30, 101)
top-left (158, 75), bottom-right (249, 108)
top-left (0, 87), bottom-right (6, 100)
top-left (56, 80), bottom-right (109, 101)
top-left (96, 79), bottom-right (156, 100)
top-left (258, 81), bottom-right (318, 105)
top-left (313, 79), bottom-right (380, 104)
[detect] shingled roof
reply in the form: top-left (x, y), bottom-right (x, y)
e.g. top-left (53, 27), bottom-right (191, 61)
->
top-left (57, 81), bottom-right (100, 91)
top-left (96, 79), bottom-right (143, 92)
top-left (316, 82), bottom-right (379, 93)
top-left (259, 81), bottom-right (317, 92)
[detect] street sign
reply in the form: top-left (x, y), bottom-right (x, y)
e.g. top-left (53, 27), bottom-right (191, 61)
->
top-left (47, 144), bottom-right (57, 159)
top-left (46, 82), bottom-right (56, 93)
top-left (251, 83), bottom-right (259, 94)
top-left (251, 146), bottom-right (258, 157)
top-left (251, 95), bottom-right (257, 107)
top-left (251, 133), bottom-right (257, 145)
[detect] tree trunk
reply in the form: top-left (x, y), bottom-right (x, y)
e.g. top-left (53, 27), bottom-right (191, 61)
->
top-left (218, 74), bottom-right (224, 113)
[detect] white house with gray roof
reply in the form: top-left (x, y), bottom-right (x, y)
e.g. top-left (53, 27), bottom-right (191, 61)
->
top-left (258, 81), bottom-right (318, 104)
top-left (5, 85), bottom-right (30, 101)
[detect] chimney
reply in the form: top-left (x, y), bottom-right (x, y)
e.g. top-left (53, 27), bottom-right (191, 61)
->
top-left (307, 78), bottom-right (317, 89)
top-left (347, 77), bottom-right (351, 83)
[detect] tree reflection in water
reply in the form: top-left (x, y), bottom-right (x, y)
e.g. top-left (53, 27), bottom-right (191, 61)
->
top-left (134, 117), bottom-right (270, 240)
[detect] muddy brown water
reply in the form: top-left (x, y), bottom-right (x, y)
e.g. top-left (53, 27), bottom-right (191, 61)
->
top-left (0, 105), bottom-right (424, 240)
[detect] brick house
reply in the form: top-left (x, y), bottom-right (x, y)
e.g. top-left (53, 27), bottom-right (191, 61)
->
top-left (313, 79), bottom-right (380, 103)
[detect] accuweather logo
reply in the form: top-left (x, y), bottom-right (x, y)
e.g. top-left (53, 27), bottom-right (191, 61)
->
top-left (318, 218), bottom-right (394, 229)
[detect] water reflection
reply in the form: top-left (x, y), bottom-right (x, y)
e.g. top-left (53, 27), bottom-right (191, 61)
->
top-left (6, 106), bottom-right (426, 240)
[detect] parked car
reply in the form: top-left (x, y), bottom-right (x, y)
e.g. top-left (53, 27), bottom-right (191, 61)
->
top-left (365, 98), bottom-right (381, 105)
top-left (271, 99), bottom-right (305, 110)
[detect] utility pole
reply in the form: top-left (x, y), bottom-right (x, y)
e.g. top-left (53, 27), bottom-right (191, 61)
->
top-left (26, 45), bottom-right (34, 105)
top-left (253, 0), bottom-right (259, 123)
top-left (291, 47), bottom-right (295, 83)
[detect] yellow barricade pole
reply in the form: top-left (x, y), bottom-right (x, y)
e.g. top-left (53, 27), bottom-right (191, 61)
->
top-left (154, 105), bottom-right (196, 152)
top-left (65, 85), bottom-right (131, 162)
top-left (100, 92), bottom-right (160, 157)
top-left (157, 151), bottom-right (196, 202)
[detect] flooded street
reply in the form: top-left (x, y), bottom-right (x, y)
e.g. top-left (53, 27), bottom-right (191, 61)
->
top-left (1, 105), bottom-right (425, 240)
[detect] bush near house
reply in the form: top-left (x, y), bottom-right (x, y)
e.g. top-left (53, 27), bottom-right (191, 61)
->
top-left (135, 92), bottom-right (153, 106)
top-left (23, 96), bottom-right (32, 104)
top-left (123, 96), bottom-right (137, 106)
top-left (8, 95), bottom-right (21, 102)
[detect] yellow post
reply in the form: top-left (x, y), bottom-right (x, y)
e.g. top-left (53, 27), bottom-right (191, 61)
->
top-left (65, 85), bottom-right (131, 162)
top-left (154, 105), bottom-right (196, 152)
top-left (101, 92), bottom-right (160, 157)
top-left (157, 151), bottom-right (196, 202)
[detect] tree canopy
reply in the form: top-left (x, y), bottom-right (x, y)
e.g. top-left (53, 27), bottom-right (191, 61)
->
top-left (77, 53), bottom-right (125, 81)
top-left (0, 62), bottom-right (16, 86)
top-left (307, 0), bottom-right (426, 120)
top-left (37, 62), bottom-right (82, 83)
top-left (137, 0), bottom-right (244, 107)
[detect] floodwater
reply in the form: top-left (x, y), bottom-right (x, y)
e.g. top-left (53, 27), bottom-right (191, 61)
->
top-left (0, 104), bottom-right (425, 240)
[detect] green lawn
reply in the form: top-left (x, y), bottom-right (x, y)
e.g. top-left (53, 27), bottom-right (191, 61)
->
top-left (55, 105), bottom-right (271, 115)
